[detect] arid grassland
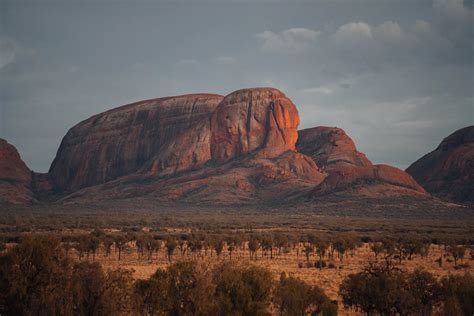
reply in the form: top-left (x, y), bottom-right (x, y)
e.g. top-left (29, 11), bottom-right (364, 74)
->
top-left (1, 203), bottom-right (473, 315)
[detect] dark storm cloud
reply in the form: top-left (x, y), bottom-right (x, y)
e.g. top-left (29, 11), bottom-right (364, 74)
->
top-left (0, 0), bottom-right (472, 171)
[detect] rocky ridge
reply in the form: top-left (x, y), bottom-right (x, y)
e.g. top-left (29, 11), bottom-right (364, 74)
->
top-left (1, 87), bottom-right (438, 206)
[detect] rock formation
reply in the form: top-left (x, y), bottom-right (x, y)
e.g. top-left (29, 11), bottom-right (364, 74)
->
top-left (297, 127), bottom-right (371, 169)
top-left (297, 127), bottom-right (425, 197)
top-left (210, 88), bottom-right (299, 162)
top-left (49, 94), bottom-right (224, 193)
top-left (0, 139), bottom-right (35, 204)
top-left (2, 87), bottom-right (434, 206)
top-left (406, 126), bottom-right (474, 203)
top-left (54, 88), bottom-right (326, 204)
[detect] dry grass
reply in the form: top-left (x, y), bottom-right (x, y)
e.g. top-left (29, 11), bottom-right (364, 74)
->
top-left (90, 242), bottom-right (473, 316)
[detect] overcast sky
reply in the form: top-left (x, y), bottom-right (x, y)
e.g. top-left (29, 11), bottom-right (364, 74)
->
top-left (1, 0), bottom-right (473, 172)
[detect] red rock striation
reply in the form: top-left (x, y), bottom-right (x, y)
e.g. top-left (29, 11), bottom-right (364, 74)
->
top-left (210, 88), bottom-right (299, 162)
top-left (49, 94), bottom-right (224, 192)
top-left (0, 139), bottom-right (35, 204)
top-left (406, 126), bottom-right (474, 203)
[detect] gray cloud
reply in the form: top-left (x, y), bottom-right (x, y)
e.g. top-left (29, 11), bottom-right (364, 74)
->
top-left (256, 28), bottom-right (320, 53)
top-left (0, 37), bottom-right (18, 69)
top-left (215, 56), bottom-right (236, 65)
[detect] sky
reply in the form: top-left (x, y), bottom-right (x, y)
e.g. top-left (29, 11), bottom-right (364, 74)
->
top-left (0, 0), bottom-right (473, 172)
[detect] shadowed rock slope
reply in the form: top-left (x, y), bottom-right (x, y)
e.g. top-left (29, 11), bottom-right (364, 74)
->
top-left (406, 126), bottom-right (474, 204)
top-left (0, 139), bottom-right (35, 204)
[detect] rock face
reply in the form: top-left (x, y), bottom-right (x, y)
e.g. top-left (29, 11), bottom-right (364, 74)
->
top-left (41, 87), bottom-right (428, 205)
top-left (297, 127), bottom-right (371, 169)
top-left (406, 126), bottom-right (474, 203)
top-left (297, 127), bottom-right (425, 197)
top-left (51, 88), bottom-right (326, 204)
top-left (0, 139), bottom-right (35, 204)
top-left (49, 94), bottom-right (224, 192)
top-left (210, 88), bottom-right (299, 162)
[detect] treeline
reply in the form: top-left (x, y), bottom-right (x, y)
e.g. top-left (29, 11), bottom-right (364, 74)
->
top-left (7, 230), bottom-right (469, 270)
top-left (0, 236), bottom-right (337, 316)
top-left (1, 207), bottom-right (473, 247)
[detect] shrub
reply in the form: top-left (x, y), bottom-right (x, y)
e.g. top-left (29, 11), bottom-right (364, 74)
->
top-left (339, 263), bottom-right (441, 315)
top-left (0, 236), bottom-right (132, 316)
top-left (133, 261), bottom-right (216, 315)
top-left (273, 273), bottom-right (333, 316)
top-left (213, 262), bottom-right (273, 315)
top-left (439, 273), bottom-right (474, 316)
top-left (315, 260), bottom-right (327, 269)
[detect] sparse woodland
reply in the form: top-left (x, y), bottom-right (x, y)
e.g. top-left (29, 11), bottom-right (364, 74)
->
top-left (1, 230), bottom-right (473, 315)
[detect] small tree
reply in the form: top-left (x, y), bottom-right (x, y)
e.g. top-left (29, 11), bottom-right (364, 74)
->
top-left (316, 241), bottom-right (328, 270)
top-left (402, 239), bottom-right (423, 260)
top-left (88, 235), bottom-right (100, 261)
top-left (371, 242), bottom-right (384, 260)
top-left (213, 238), bottom-right (224, 258)
top-left (261, 235), bottom-right (274, 259)
top-left (333, 238), bottom-right (347, 263)
top-left (146, 239), bottom-right (161, 261)
top-left (114, 235), bottom-right (127, 261)
top-left (447, 245), bottom-right (466, 266)
top-left (248, 237), bottom-right (260, 260)
top-left (102, 236), bottom-right (114, 257)
top-left (304, 245), bottom-right (313, 262)
top-left (166, 237), bottom-right (177, 262)
top-left (274, 234), bottom-right (288, 257)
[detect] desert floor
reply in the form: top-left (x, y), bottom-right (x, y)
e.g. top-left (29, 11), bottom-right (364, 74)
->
top-left (92, 242), bottom-right (473, 316)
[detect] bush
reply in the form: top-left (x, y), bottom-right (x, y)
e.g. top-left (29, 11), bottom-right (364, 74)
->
top-left (273, 273), bottom-right (333, 316)
top-left (439, 273), bottom-right (474, 315)
top-left (315, 260), bottom-right (327, 269)
top-left (134, 261), bottom-right (274, 316)
top-left (71, 262), bottom-right (133, 315)
top-left (340, 261), bottom-right (474, 316)
top-left (213, 262), bottom-right (273, 315)
top-left (0, 236), bottom-right (133, 316)
top-left (340, 263), bottom-right (441, 315)
top-left (0, 235), bottom-right (71, 315)
top-left (133, 261), bottom-right (216, 315)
